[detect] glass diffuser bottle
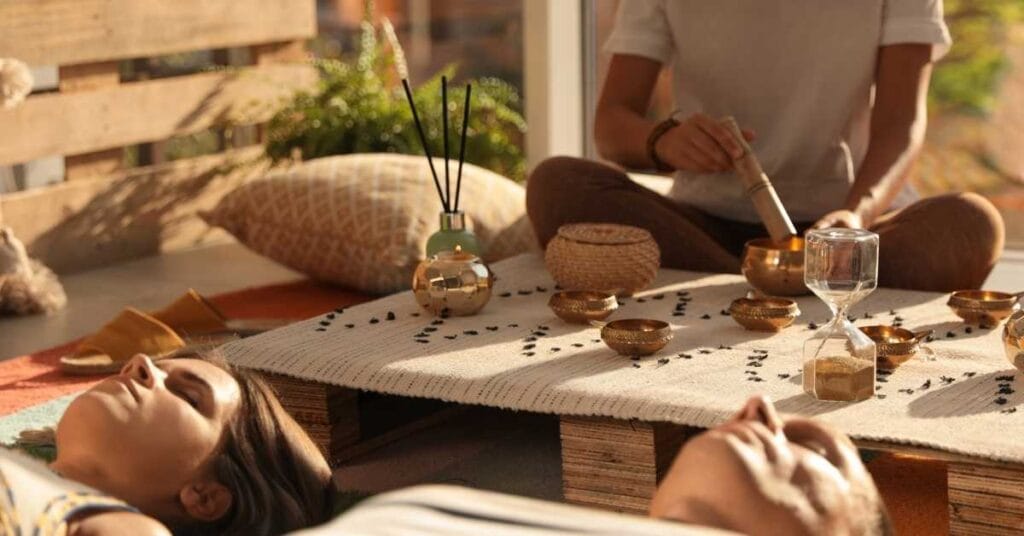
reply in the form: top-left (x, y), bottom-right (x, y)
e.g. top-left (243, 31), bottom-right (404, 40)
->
top-left (802, 229), bottom-right (879, 402)
top-left (426, 211), bottom-right (482, 257)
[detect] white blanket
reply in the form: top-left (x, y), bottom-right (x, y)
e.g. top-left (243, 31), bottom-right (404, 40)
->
top-left (223, 254), bottom-right (1023, 463)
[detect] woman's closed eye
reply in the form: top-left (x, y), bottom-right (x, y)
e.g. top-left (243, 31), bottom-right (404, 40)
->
top-left (172, 385), bottom-right (200, 408)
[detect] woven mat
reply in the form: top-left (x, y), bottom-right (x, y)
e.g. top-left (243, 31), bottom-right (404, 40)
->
top-left (222, 254), bottom-right (1023, 463)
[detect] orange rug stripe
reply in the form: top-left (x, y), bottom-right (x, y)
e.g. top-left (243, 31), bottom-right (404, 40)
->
top-left (0, 280), bottom-right (373, 416)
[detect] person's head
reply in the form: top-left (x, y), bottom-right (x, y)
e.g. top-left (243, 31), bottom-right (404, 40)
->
top-left (54, 353), bottom-right (334, 535)
top-left (651, 395), bottom-right (891, 536)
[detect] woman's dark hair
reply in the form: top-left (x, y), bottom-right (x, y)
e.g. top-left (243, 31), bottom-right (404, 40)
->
top-left (182, 356), bottom-right (336, 535)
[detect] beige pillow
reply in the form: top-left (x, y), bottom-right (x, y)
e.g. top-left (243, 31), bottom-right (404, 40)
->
top-left (201, 154), bottom-right (538, 294)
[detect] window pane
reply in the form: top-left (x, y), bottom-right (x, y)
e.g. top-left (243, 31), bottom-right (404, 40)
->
top-left (313, 0), bottom-right (526, 180)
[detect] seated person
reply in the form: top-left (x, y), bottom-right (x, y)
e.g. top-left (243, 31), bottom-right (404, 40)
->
top-left (526, 0), bottom-right (1004, 292)
top-left (298, 397), bottom-right (891, 535)
top-left (2, 355), bottom-right (887, 535)
top-left (2, 354), bottom-right (335, 535)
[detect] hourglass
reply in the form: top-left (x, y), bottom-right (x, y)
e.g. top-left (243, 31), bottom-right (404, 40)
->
top-left (802, 228), bottom-right (879, 402)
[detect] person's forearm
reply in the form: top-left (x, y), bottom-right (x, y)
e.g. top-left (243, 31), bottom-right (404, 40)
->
top-left (594, 103), bottom-right (659, 170)
top-left (844, 112), bottom-right (927, 227)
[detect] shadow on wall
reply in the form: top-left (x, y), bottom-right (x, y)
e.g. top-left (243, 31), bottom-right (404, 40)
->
top-left (4, 150), bottom-right (267, 274)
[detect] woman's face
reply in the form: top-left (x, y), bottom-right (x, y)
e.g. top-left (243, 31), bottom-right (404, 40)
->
top-left (55, 355), bottom-right (241, 514)
top-left (651, 396), bottom-right (880, 535)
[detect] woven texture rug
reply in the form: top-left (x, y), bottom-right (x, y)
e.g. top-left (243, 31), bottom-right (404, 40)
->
top-left (223, 253), bottom-right (1022, 464)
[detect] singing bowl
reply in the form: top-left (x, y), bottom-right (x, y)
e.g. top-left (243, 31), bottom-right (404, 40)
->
top-left (947, 290), bottom-right (1023, 326)
top-left (859, 325), bottom-right (931, 369)
top-left (741, 236), bottom-right (810, 297)
top-left (728, 297), bottom-right (800, 332)
top-left (599, 319), bottom-right (673, 356)
top-left (548, 290), bottom-right (618, 324)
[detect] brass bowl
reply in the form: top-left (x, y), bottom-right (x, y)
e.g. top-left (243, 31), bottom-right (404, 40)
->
top-left (947, 290), bottom-right (1023, 326)
top-left (741, 236), bottom-right (810, 297)
top-left (600, 319), bottom-right (673, 356)
top-left (548, 291), bottom-right (618, 324)
top-left (728, 297), bottom-right (800, 332)
top-left (1004, 308), bottom-right (1024, 372)
top-left (859, 325), bottom-right (931, 369)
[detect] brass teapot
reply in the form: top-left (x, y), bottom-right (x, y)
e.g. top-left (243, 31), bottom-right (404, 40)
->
top-left (1005, 295), bottom-right (1024, 372)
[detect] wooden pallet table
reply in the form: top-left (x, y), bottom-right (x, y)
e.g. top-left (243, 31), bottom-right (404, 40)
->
top-left (264, 375), bottom-right (1024, 533)
top-left (222, 256), bottom-right (1024, 534)
top-left (262, 373), bottom-right (461, 467)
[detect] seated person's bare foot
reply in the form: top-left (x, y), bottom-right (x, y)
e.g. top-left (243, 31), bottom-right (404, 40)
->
top-left (651, 395), bottom-right (890, 536)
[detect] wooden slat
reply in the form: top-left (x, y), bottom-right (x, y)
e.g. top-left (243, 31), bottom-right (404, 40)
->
top-left (58, 62), bottom-right (120, 91)
top-left (0, 0), bottom-right (316, 67)
top-left (0, 64), bottom-right (316, 166)
top-left (59, 62), bottom-right (124, 180)
top-left (949, 462), bottom-right (1024, 533)
top-left (559, 416), bottom-right (695, 516)
top-left (0, 146), bottom-right (269, 273)
top-left (252, 41), bottom-right (310, 65)
top-left (263, 373), bottom-right (361, 461)
top-left (950, 519), bottom-right (1024, 536)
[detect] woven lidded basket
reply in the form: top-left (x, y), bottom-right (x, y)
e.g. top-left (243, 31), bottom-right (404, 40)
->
top-left (544, 223), bottom-right (660, 296)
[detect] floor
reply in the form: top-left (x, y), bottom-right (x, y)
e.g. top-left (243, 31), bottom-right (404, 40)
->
top-left (2, 243), bottom-right (1021, 360)
top-left (0, 243), bottom-right (300, 359)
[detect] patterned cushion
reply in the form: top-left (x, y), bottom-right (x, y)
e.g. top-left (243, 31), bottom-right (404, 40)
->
top-left (201, 154), bottom-right (538, 294)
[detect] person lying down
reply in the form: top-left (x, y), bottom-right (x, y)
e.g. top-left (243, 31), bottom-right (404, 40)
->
top-left (0, 355), bottom-right (891, 535)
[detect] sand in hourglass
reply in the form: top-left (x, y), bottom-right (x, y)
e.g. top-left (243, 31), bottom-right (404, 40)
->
top-left (803, 356), bottom-right (874, 402)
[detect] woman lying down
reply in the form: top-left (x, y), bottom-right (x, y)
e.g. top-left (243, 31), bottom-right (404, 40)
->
top-left (0, 355), bottom-right (891, 535)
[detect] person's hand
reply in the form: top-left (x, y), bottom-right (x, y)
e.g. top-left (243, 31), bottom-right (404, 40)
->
top-left (654, 113), bottom-right (755, 174)
top-left (810, 209), bottom-right (864, 231)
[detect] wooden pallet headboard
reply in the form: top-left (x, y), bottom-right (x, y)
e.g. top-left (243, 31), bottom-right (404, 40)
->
top-left (0, 0), bottom-right (318, 273)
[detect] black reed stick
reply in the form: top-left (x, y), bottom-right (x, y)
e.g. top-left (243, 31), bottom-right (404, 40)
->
top-left (402, 78), bottom-right (449, 212)
top-left (454, 83), bottom-right (471, 212)
top-left (442, 76), bottom-right (451, 212)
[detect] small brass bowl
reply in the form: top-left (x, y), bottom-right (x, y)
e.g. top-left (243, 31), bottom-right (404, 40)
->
top-left (947, 290), bottom-right (1023, 326)
top-left (548, 291), bottom-right (618, 324)
top-left (728, 297), bottom-right (800, 332)
top-left (600, 319), bottom-right (673, 356)
top-left (859, 325), bottom-right (932, 369)
top-left (741, 236), bottom-right (810, 297)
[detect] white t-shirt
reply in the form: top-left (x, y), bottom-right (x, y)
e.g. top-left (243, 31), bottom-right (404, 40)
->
top-left (605, 0), bottom-right (952, 223)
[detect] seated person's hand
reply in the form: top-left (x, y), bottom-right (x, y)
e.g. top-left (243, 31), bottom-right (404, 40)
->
top-left (812, 209), bottom-right (864, 230)
top-left (654, 113), bottom-right (756, 174)
top-left (650, 395), bottom-right (889, 536)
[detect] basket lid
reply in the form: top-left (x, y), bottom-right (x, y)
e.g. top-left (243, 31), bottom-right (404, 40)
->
top-left (556, 223), bottom-right (653, 245)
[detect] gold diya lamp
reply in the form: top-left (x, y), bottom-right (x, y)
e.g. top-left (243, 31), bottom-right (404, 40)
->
top-left (728, 297), bottom-right (800, 332)
top-left (947, 290), bottom-right (1023, 326)
top-left (859, 325), bottom-right (932, 369)
top-left (1004, 297), bottom-right (1024, 372)
top-left (741, 236), bottom-right (810, 297)
top-left (597, 318), bottom-right (673, 356)
top-left (548, 290), bottom-right (617, 324)
top-left (412, 246), bottom-right (494, 316)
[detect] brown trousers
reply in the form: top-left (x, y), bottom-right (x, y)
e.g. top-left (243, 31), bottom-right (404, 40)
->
top-left (526, 156), bottom-right (1005, 292)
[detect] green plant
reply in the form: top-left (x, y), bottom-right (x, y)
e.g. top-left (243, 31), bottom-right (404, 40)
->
top-left (265, 18), bottom-right (526, 181)
top-left (929, 0), bottom-right (1024, 114)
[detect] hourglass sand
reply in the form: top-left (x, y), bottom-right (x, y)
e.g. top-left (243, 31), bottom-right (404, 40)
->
top-left (802, 229), bottom-right (880, 402)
